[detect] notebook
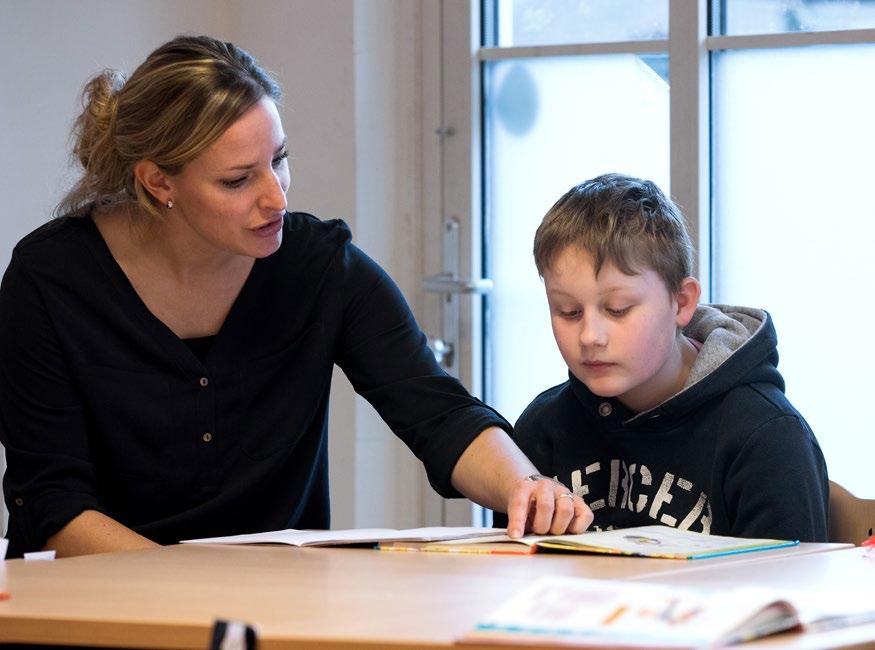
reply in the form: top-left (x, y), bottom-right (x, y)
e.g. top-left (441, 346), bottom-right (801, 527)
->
top-left (181, 526), bottom-right (505, 547)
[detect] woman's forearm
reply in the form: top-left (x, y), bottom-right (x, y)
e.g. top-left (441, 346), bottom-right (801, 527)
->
top-left (451, 426), bottom-right (593, 537)
top-left (44, 509), bottom-right (159, 557)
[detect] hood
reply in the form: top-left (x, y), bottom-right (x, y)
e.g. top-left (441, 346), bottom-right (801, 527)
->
top-left (683, 305), bottom-right (777, 389)
top-left (569, 304), bottom-right (784, 427)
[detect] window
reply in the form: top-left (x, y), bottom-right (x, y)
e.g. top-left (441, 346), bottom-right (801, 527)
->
top-left (470, 0), bottom-right (875, 496)
top-left (482, 20), bottom-right (670, 427)
top-left (710, 1), bottom-right (875, 497)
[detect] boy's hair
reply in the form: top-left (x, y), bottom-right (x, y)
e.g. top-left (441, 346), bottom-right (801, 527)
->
top-left (533, 173), bottom-right (694, 293)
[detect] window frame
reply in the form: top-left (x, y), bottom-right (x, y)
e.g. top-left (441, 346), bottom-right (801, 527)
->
top-left (431, 1), bottom-right (875, 511)
top-left (470, 1), bottom-right (875, 302)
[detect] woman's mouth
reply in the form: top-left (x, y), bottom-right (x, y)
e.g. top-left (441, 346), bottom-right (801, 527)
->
top-left (252, 217), bottom-right (283, 237)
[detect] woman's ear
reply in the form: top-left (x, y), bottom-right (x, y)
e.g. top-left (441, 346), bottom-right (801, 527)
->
top-left (675, 276), bottom-right (701, 328)
top-left (133, 160), bottom-right (173, 206)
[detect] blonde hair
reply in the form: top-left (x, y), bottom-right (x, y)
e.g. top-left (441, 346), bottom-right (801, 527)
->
top-left (533, 174), bottom-right (693, 293)
top-left (58, 35), bottom-right (281, 219)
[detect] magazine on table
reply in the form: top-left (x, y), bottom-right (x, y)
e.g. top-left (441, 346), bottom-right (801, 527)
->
top-left (459, 574), bottom-right (875, 648)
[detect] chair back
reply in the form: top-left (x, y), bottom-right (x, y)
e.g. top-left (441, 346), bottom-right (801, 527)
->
top-left (828, 480), bottom-right (875, 545)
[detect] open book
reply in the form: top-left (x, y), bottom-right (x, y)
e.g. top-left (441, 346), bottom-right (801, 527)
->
top-left (460, 575), bottom-right (875, 648)
top-left (181, 526), bottom-right (504, 547)
top-left (379, 525), bottom-right (798, 558)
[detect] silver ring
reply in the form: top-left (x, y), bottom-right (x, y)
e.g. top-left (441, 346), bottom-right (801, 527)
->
top-left (558, 492), bottom-right (575, 500)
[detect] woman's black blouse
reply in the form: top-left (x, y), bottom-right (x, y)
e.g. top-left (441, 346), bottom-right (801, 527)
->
top-left (0, 211), bottom-right (510, 556)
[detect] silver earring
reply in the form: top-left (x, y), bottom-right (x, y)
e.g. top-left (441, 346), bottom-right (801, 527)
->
top-left (166, 199), bottom-right (174, 209)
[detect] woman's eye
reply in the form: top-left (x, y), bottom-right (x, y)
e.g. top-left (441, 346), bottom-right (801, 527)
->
top-left (606, 306), bottom-right (631, 317)
top-left (558, 309), bottom-right (581, 319)
top-left (272, 151), bottom-right (289, 168)
top-left (222, 176), bottom-right (247, 189)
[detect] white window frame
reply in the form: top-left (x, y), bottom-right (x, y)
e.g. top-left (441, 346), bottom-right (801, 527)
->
top-left (439, 0), bottom-right (875, 364)
top-left (429, 1), bottom-right (875, 511)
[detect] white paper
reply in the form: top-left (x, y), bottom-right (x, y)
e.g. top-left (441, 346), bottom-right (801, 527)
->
top-left (23, 550), bottom-right (56, 561)
top-left (182, 526), bottom-right (503, 547)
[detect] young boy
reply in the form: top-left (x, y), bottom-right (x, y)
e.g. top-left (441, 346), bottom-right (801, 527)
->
top-left (513, 173), bottom-right (828, 542)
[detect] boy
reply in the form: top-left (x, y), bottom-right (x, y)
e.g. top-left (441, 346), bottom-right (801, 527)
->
top-left (513, 173), bottom-right (828, 542)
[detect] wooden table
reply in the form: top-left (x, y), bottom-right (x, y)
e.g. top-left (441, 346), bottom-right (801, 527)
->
top-left (0, 541), bottom-right (864, 649)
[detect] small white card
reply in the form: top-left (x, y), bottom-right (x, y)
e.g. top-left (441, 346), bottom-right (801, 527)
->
top-left (23, 550), bottom-right (56, 561)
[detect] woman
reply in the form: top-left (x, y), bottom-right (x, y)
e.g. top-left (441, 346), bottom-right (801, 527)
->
top-left (0, 35), bottom-right (591, 557)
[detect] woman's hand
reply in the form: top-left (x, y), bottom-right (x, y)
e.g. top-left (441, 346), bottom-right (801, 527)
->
top-left (505, 475), bottom-right (592, 538)
top-left (450, 426), bottom-right (593, 538)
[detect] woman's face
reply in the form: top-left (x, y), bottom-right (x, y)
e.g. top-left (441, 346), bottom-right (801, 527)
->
top-left (165, 97), bottom-right (290, 260)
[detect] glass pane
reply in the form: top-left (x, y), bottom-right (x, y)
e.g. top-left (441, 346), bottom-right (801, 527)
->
top-left (485, 55), bottom-right (669, 426)
top-left (713, 44), bottom-right (875, 496)
top-left (715, 0), bottom-right (875, 36)
top-left (494, 0), bottom-right (668, 46)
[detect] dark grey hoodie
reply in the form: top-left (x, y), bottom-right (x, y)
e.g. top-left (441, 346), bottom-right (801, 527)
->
top-left (513, 305), bottom-right (829, 542)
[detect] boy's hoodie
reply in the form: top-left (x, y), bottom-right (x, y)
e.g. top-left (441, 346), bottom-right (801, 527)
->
top-left (513, 305), bottom-right (829, 542)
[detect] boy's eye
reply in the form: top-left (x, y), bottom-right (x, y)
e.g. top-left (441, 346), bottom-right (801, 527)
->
top-left (272, 150), bottom-right (289, 168)
top-left (557, 309), bottom-right (581, 319)
top-left (606, 306), bottom-right (632, 317)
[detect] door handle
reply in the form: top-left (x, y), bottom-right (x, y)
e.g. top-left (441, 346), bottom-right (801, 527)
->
top-left (426, 337), bottom-right (454, 368)
top-left (422, 274), bottom-right (493, 295)
top-left (422, 217), bottom-right (493, 374)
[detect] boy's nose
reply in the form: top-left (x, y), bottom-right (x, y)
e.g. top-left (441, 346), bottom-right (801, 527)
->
top-left (578, 317), bottom-right (608, 348)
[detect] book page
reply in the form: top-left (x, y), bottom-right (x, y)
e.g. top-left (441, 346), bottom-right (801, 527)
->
top-left (182, 526), bottom-right (503, 546)
top-left (535, 525), bottom-right (797, 559)
top-left (417, 525), bottom-right (796, 559)
top-left (778, 583), bottom-right (875, 631)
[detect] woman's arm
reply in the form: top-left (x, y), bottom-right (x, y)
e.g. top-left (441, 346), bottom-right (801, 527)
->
top-left (451, 427), bottom-right (592, 537)
top-left (0, 250), bottom-right (123, 557)
top-left (335, 245), bottom-right (591, 537)
top-left (44, 510), bottom-right (159, 557)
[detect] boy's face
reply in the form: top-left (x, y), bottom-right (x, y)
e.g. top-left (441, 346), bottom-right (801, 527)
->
top-left (542, 245), bottom-right (698, 413)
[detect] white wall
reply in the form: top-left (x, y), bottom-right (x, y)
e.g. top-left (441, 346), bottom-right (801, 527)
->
top-left (0, 0), bottom-right (233, 270)
top-left (0, 0), bottom-right (433, 531)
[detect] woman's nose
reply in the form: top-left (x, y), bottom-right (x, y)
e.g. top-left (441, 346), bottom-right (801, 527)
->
top-left (261, 170), bottom-right (288, 212)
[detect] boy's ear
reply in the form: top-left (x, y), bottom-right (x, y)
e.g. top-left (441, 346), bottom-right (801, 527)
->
top-left (133, 160), bottom-right (173, 206)
top-left (674, 277), bottom-right (701, 328)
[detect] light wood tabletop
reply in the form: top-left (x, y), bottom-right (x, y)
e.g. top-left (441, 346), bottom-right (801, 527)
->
top-left (0, 541), bottom-right (862, 649)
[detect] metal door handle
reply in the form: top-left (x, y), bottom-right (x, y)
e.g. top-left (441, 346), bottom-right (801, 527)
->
top-left (423, 273), bottom-right (493, 295)
top-left (427, 337), bottom-right (454, 367)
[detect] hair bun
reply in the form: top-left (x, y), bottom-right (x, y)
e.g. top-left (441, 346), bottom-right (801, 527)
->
top-left (74, 69), bottom-right (127, 168)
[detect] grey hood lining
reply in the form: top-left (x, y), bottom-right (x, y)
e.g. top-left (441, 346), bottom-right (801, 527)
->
top-left (683, 304), bottom-right (767, 389)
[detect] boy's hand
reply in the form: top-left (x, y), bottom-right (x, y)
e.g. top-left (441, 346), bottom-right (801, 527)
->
top-left (506, 476), bottom-right (593, 538)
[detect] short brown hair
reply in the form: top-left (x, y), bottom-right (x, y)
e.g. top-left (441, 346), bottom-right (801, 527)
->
top-left (533, 173), bottom-right (693, 292)
top-left (58, 35), bottom-right (281, 219)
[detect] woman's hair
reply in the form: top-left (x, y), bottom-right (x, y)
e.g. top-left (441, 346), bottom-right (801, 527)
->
top-left (57, 34), bottom-right (282, 218)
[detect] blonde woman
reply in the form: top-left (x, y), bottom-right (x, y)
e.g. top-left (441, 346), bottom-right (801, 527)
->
top-left (0, 35), bottom-right (591, 558)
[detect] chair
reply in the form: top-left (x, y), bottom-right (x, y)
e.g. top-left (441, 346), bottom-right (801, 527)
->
top-left (828, 480), bottom-right (875, 545)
